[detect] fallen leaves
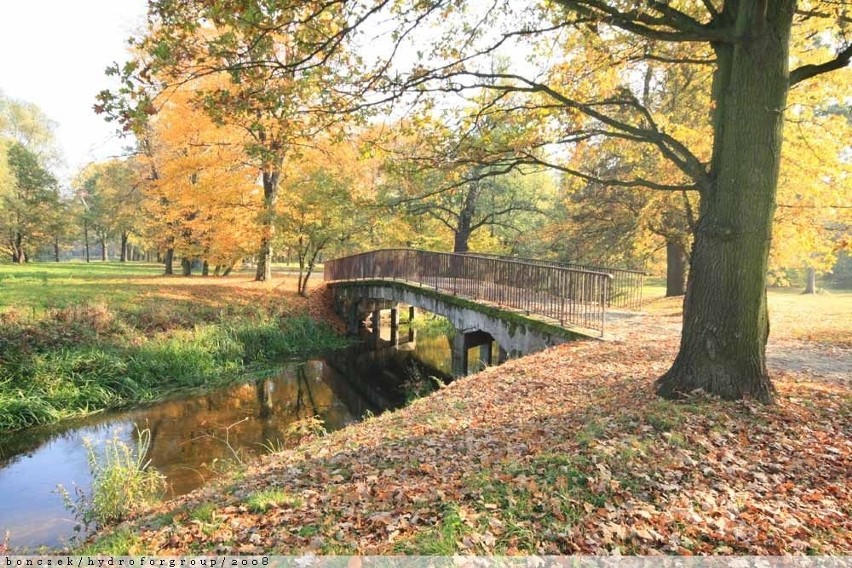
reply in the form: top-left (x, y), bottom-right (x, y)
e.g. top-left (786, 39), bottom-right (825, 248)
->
top-left (85, 297), bottom-right (851, 556)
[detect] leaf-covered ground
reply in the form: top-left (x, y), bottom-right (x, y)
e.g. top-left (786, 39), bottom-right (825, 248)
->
top-left (87, 293), bottom-right (851, 556)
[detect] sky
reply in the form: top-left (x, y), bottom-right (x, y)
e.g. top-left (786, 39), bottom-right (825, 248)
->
top-left (0, 0), bottom-right (148, 184)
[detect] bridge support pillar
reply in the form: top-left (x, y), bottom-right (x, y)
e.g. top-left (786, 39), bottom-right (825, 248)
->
top-left (498, 346), bottom-right (508, 364)
top-left (479, 341), bottom-right (493, 368)
top-left (409, 306), bottom-right (416, 322)
top-left (451, 333), bottom-right (469, 377)
top-left (390, 323), bottom-right (399, 347)
top-left (390, 304), bottom-right (400, 329)
top-left (371, 308), bottom-right (381, 331)
top-left (345, 304), bottom-right (363, 335)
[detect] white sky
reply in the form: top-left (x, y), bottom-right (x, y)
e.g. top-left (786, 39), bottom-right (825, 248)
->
top-left (0, 0), bottom-right (148, 184)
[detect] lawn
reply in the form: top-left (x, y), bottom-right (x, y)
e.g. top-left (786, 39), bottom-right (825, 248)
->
top-left (0, 261), bottom-right (343, 433)
top-left (0, 261), bottom-right (326, 311)
top-left (0, 262), bottom-right (164, 309)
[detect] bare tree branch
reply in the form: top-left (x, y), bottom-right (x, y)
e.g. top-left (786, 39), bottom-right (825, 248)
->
top-left (552, 0), bottom-right (735, 43)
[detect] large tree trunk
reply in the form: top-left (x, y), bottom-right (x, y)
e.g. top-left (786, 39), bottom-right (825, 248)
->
top-left (804, 267), bottom-right (817, 294)
top-left (665, 239), bottom-right (688, 297)
top-left (255, 170), bottom-right (280, 282)
top-left (657, 4), bottom-right (794, 403)
top-left (164, 247), bottom-right (174, 275)
top-left (181, 258), bottom-right (192, 277)
top-left (453, 228), bottom-right (471, 254)
top-left (100, 237), bottom-right (108, 262)
top-left (120, 232), bottom-right (129, 262)
top-left (54, 236), bottom-right (60, 262)
top-left (452, 184), bottom-right (480, 254)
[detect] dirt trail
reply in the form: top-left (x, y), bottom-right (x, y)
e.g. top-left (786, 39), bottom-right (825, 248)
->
top-left (606, 306), bottom-right (851, 386)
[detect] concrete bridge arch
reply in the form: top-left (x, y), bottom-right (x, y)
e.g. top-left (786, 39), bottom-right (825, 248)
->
top-left (329, 280), bottom-right (585, 375)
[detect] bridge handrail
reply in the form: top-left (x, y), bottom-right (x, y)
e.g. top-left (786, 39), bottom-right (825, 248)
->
top-left (457, 251), bottom-right (645, 310)
top-left (324, 248), bottom-right (613, 335)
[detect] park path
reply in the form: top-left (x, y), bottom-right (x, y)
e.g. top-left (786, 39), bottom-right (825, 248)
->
top-left (606, 301), bottom-right (851, 386)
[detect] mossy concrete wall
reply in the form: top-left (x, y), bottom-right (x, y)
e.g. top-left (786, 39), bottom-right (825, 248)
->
top-left (330, 280), bottom-right (586, 356)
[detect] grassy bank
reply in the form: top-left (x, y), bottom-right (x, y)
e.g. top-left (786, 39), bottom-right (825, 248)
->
top-left (80, 290), bottom-right (850, 556)
top-left (0, 262), bottom-right (346, 433)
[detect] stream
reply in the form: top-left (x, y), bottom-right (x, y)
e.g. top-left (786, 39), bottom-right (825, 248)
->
top-left (0, 325), bottom-right (459, 550)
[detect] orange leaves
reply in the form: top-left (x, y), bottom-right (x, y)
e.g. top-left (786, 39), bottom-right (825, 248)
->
top-left (142, 76), bottom-right (261, 264)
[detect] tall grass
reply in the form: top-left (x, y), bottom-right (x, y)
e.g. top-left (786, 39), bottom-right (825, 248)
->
top-left (0, 302), bottom-right (348, 432)
top-left (58, 428), bottom-right (165, 528)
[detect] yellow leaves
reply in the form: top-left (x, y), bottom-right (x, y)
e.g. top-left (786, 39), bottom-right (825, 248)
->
top-left (771, 93), bottom-right (852, 273)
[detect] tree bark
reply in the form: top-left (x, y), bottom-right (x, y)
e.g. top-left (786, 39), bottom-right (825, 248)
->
top-left (12, 232), bottom-right (24, 264)
top-left (665, 239), bottom-right (688, 297)
top-left (298, 243), bottom-right (325, 297)
top-left (202, 261), bottom-right (210, 276)
top-left (255, 170), bottom-right (280, 282)
top-left (120, 232), bottom-right (129, 262)
top-left (164, 248), bottom-right (174, 275)
top-left (657, 4), bottom-right (795, 403)
top-left (452, 184), bottom-right (480, 254)
top-left (181, 258), bottom-right (192, 276)
top-left (100, 237), bottom-right (108, 262)
top-left (804, 267), bottom-right (817, 294)
top-left (83, 220), bottom-right (90, 263)
top-left (54, 236), bottom-right (60, 262)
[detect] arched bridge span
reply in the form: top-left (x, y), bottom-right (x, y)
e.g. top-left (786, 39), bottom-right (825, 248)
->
top-left (324, 250), bottom-right (645, 350)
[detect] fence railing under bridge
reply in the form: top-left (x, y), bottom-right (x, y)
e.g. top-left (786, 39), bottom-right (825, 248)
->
top-left (323, 249), bottom-right (615, 335)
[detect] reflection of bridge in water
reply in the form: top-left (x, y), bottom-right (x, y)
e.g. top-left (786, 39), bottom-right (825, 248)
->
top-left (320, 325), bottom-right (461, 411)
top-left (325, 249), bottom-right (645, 363)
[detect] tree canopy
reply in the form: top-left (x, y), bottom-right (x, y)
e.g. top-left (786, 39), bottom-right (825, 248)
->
top-left (98, 0), bottom-right (851, 401)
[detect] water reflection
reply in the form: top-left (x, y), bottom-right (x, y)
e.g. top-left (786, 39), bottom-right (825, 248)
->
top-left (0, 324), bottom-right (455, 550)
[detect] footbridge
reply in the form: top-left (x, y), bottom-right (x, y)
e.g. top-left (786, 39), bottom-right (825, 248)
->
top-left (324, 249), bottom-right (644, 363)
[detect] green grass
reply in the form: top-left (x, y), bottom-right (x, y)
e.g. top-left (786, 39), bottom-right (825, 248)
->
top-left (245, 488), bottom-right (303, 513)
top-left (0, 262), bottom-right (349, 433)
top-left (0, 262), bottom-right (164, 309)
top-left (189, 503), bottom-right (217, 524)
top-left (76, 528), bottom-right (141, 555)
top-left (396, 503), bottom-right (468, 554)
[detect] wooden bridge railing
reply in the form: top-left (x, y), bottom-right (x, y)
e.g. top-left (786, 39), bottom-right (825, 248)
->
top-left (323, 248), bottom-right (613, 335)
